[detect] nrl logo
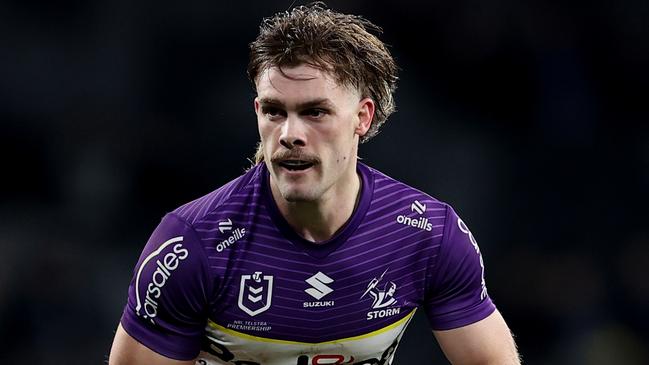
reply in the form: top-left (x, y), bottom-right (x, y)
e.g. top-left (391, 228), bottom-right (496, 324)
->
top-left (238, 271), bottom-right (274, 317)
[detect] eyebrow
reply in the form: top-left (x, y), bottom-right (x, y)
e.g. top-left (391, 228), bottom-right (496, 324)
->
top-left (257, 97), bottom-right (336, 110)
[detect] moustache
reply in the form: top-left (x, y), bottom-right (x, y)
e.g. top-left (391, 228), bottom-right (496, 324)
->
top-left (271, 150), bottom-right (320, 165)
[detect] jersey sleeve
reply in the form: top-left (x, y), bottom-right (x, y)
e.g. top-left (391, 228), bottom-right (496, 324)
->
top-left (120, 213), bottom-right (212, 360)
top-left (424, 205), bottom-right (496, 330)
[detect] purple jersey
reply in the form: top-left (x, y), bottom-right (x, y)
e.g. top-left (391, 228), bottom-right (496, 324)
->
top-left (120, 162), bottom-right (495, 364)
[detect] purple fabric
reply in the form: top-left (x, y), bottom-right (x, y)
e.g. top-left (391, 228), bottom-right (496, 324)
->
top-left (120, 214), bottom-right (212, 360)
top-left (120, 162), bottom-right (496, 358)
top-left (424, 206), bottom-right (496, 330)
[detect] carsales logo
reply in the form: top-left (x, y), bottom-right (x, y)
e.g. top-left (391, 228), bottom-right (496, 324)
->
top-left (134, 236), bottom-right (189, 323)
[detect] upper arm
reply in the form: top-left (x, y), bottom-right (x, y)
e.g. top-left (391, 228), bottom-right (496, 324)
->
top-left (433, 310), bottom-right (520, 365)
top-left (115, 213), bottom-right (213, 361)
top-left (425, 206), bottom-right (495, 330)
top-left (109, 324), bottom-right (196, 365)
top-left (424, 206), bottom-right (519, 363)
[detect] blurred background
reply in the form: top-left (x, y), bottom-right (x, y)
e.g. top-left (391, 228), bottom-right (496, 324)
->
top-left (1, 0), bottom-right (648, 364)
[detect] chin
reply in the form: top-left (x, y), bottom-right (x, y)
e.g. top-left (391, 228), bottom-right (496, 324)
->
top-left (279, 187), bottom-right (319, 203)
top-left (283, 195), bottom-right (312, 203)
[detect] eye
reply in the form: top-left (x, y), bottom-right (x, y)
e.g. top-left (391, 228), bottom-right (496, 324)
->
top-left (302, 108), bottom-right (327, 119)
top-left (261, 106), bottom-right (285, 121)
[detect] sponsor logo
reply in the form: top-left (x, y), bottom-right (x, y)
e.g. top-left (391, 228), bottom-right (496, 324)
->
top-left (395, 215), bottom-right (432, 231)
top-left (361, 268), bottom-right (400, 320)
top-left (202, 337), bottom-right (399, 365)
top-left (215, 226), bottom-right (246, 252)
top-left (303, 300), bottom-right (335, 308)
top-left (135, 236), bottom-right (189, 324)
top-left (396, 200), bottom-right (432, 231)
top-left (304, 271), bottom-right (335, 308)
top-left (218, 218), bottom-right (233, 233)
top-left (411, 200), bottom-right (426, 214)
top-left (457, 217), bottom-right (488, 300)
top-left (305, 272), bottom-right (334, 299)
top-left (297, 355), bottom-right (356, 365)
top-left (238, 271), bottom-right (273, 316)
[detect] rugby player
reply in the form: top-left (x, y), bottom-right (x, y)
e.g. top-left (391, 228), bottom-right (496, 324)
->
top-left (109, 3), bottom-right (521, 364)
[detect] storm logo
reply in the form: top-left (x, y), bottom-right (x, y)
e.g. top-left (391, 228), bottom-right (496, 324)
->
top-left (135, 236), bottom-right (189, 323)
top-left (361, 267), bottom-right (397, 309)
top-left (361, 268), bottom-right (401, 320)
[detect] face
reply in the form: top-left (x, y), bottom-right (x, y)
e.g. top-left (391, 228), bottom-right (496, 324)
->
top-left (254, 64), bottom-right (374, 203)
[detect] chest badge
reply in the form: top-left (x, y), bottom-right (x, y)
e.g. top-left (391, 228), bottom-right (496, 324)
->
top-left (303, 271), bottom-right (335, 308)
top-left (238, 271), bottom-right (273, 316)
top-left (362, 268), bottom-right (401, 320)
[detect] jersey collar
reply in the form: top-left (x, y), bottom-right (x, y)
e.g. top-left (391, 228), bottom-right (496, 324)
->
top-left (261, 162), bottom-right (374, 259)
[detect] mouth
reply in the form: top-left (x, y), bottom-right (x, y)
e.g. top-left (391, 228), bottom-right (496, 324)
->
top-left (277, 159), bottom-right (315, 172)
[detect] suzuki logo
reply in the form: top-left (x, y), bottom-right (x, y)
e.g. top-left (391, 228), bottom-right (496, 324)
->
top-left (305, 272), bottom-right (334, 300)
top-left (411, 200), bottom-right (426, 215)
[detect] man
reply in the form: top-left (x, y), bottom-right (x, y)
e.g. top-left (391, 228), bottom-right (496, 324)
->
top-left (109, 3), bottom-right (520, 364)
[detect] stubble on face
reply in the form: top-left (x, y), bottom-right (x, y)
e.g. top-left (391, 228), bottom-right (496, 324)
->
top-left (256, 65), bottom-right (361, 205)
top-left (269, 148), bottom-right (322, 202)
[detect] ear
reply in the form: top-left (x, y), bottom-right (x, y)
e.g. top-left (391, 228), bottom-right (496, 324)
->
top-left (355, 97), bottom-right (375, 137)
top-left (254, 97), bottom-right (261, 116)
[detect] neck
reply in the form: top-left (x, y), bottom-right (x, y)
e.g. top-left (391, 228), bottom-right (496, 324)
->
top-left (270, 163), bottom-right (361, 243)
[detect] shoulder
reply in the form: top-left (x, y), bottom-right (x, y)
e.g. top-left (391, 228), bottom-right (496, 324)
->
top-left (170, 164), bottom-right (265, 226)
top-left (363, 163), bottom-right (453, 222)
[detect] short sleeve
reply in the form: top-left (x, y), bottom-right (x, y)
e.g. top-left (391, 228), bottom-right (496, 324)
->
top-left (424, 206), bottom-right (496, 330)
top-left (120, 213), bottom-right (212, 360)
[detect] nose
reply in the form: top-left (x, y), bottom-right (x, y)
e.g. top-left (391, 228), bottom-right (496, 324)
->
top-left (279, 115), bottom-right (307, 149)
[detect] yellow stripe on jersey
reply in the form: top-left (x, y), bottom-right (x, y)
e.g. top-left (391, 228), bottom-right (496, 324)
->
top-left (207, 308), bottom-right (417, 345)
top-left (207, 309), bottom-right (416, 345)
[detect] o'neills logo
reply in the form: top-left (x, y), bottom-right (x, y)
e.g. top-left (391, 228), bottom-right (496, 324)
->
top-left (216, 227), bottom-right (246, 252)
top-left (135, 236), bottom-right (189, 324)
top-left (396, 215), bottom-right (433, 231)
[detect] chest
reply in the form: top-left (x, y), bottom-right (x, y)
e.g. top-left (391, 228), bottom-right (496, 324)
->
top-left (207, 224), bottom-right (433, 343)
